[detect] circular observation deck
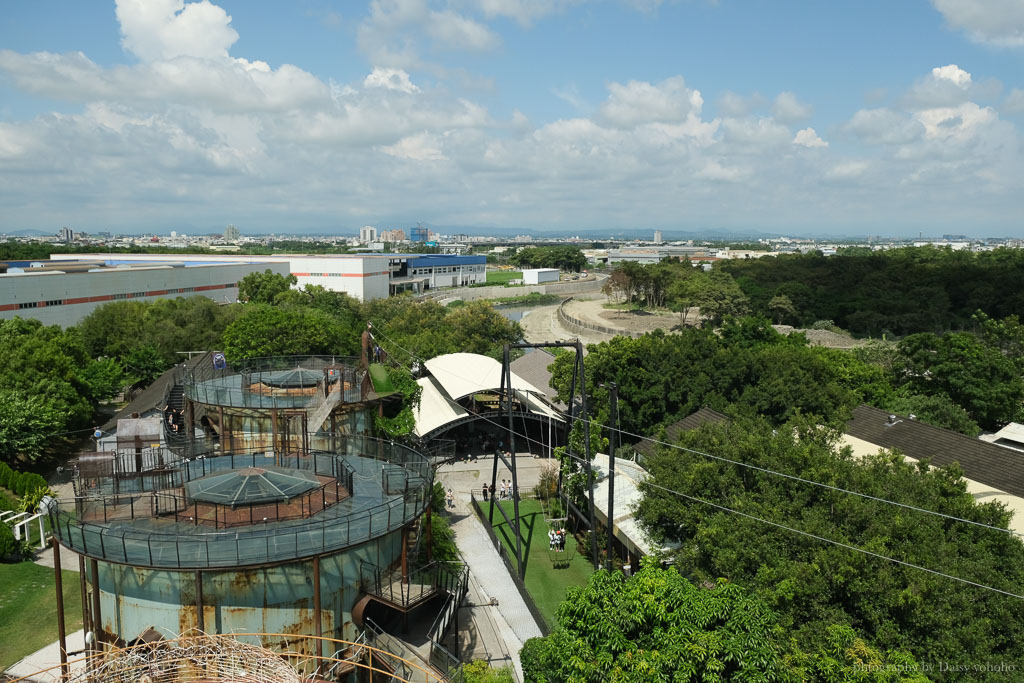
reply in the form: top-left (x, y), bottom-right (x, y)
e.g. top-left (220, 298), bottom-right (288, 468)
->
top-left (49, 435), bottom-right (432, 570)
top-left (182, 355), bottom-right (368, 410)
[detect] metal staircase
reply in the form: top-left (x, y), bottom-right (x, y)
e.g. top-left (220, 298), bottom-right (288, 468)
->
top-left (306, 383), bottom-right (342, 433)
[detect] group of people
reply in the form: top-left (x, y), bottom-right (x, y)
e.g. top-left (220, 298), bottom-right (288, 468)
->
top-left (481, 479), bottom-right (516, 501)
top-left (548, 527), bottom-right (566, 551)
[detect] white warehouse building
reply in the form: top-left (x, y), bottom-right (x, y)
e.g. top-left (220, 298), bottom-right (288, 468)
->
top-left (52, 253), bottom-right (488, 301)
top-left (0, 258), bottom-right (289, 327)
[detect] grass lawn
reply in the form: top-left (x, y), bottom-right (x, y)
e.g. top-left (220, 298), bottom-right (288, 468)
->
top-left (483, 498), bottom-right (594, 630)
top-left (0, 562), bottom-right (84, 670)
top-left (485, 270), bottom-right (523, 286)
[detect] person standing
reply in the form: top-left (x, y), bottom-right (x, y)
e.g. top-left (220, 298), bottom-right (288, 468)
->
top-left (482, 483), bottom-right (489, 501)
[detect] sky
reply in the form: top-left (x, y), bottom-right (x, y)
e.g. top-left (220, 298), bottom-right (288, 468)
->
top-left (1, 1), bottom-right (1024, 237)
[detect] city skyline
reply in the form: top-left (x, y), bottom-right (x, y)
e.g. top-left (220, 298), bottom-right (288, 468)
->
top-left (1, 1), bottom-right (1024, 237)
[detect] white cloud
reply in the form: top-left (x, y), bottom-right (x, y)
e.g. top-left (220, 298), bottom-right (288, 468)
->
top-left (932, 64), bottom-right (972, 88)
top-left (913, 102), bottom-right (997, 140)
top-left (720, 117), bottom-right (792, 147)
top-left (931, 0), bottom-right (1024, 46)
top-left (793, 127), bottom-right (828, 148)
top-left (427, 9), bottom-right (500, 50)
top-left (598, 76), bottom-right (704, 128)
top-left (1, 4), bottom-right (1023, 236)
top-left (695, 160), bottom-right (748, 182)
top-left (772, 91), bottom-right (813, 123)
top-left (824, 160), bottom-right (870, 180)
top-left (717, 90), bottom-right (765, 117)
top-left (364, 67), bottom-right (421, 93)
top-left (382, 132), bottom-right (448, 160)
top-left (1003, 88), bottom-right (1024, 113)
top-left (115, 0), bottom-right (238, 62)
top-left (469, 0), bottom-right (578, 25)
top-left (551, 84), bottom-right (589, 112)
top-left (845, 108), bottom-right (925, 145)
top-left (903, 63), bottom-right (984, 109)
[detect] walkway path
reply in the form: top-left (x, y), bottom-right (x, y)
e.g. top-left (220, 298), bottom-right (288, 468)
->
top-left (437, 456), bottom-right (547, 682)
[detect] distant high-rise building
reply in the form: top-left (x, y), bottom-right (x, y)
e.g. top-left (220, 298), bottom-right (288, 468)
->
top-left (58, 226), bottom-right (75, 242)
top-left (379, 228), bottom-right (406, 242)
top-left (359, 225), bottom-right (378, 243)
top-left (411, 225), bottom-right (429, 243)
top-left (654, 230), bottom-right (663, 244)
top-left (223, 224), bottom-right (241, 241)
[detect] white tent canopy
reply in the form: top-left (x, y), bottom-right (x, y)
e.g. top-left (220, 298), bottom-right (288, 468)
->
top-left (413, 376), bottom-right (469, 438)
top-left (424, 353), bottom-right (545, 401)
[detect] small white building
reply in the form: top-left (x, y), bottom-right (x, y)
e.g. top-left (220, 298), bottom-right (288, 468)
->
top-left (522, 268), bottom-right (560, 285)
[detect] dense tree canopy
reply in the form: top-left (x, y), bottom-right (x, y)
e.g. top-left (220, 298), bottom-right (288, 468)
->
top-left (522, 561), bottom-right (926, 682)
top-left (237, 269), bottom-right (298, 304)
top-left (78, 296), bottom-right (241, 382)
top-left (221, 304), bottom-right (360, 360)
top-left (719, 246), bottom-right (1024, 335)
top-left (363, 297), bottom-right (523, 362)
top-left (634, 418), bottom-right (1024, 680)
top-left (0, 318), bottom-right (117, 464)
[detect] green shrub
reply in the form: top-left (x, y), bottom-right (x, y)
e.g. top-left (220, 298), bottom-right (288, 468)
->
top-left (0, 463), bottom-right (11, 489)
top-left (0, 524), bottom-right (22, 561)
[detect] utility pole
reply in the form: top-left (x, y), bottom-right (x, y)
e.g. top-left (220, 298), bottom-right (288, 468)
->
top-left (606, 382), bottom-right (618, 572)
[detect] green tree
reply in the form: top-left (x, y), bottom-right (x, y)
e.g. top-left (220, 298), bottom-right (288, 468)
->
top-left (769, 293), bottom-right (798, 325)
top-left (635, 418), bottom-right (1024, 678)
top-left (461, 661), bottom-right (514, 683)
top-left (691, 270), bottom-right (750, 327)
top-left (895, 332), bottom-right (1024, 429)
top-left (521, 561), bottom-right (798, 682)
top-left (0, 391), bottom-right (65, 465)
top-left (221, 305), bottom-right (359, 360)
top-left (237, 269), bottom-right (298, 304)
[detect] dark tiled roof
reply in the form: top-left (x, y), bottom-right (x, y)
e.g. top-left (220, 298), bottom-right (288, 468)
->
top-left (509, 349), bottom-right (563, 406)
top-left (633, 407), bottom-right (731, 459)
top-left (845, 404), bottom-right (1024, 498)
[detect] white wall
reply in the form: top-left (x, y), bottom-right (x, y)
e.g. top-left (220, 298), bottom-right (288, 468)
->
top-left (0, 262), bottom-right (289, 327)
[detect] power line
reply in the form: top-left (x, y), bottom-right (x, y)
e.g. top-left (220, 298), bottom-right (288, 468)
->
top-left (643, 478), bottom-right (1024, 601)
top-left (368, 327), bottom-right (1024, 598)
top-left (371, 322), bottom-right (1023, 540)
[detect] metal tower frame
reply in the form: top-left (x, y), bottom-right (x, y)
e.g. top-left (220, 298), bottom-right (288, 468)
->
top-left (488, 339), bottom-right (600, 577)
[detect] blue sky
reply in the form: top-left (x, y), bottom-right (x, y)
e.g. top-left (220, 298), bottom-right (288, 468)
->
top-left (1, 1), bottom-right (1023, 237)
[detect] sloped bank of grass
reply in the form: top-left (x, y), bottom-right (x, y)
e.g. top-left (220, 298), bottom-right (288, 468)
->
top-left (0, 562), bottom-right (84, 670)
top-left (483, 498), bottom-right (594, 630)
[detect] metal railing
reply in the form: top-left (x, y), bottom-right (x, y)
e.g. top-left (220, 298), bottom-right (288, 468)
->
top-left (183, 355), bottom-right (367, 409)
top-left (50, 438), bottom-right (433, 569)
top-left (360, 560), bottom-right (465, 609)
top-left (427, 563), bottom-right (469, 682)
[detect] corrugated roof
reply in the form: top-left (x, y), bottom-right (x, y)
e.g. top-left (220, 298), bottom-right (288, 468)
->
top-left (632, 407), bottom-right (731, 460)
top-left (509, 349), bottom-right (561, 405)
top-left (845, 404), bottom-right (1024, 499)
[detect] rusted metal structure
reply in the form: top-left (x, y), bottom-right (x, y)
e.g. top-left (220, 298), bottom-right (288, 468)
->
top-left (10, 632), bottom-right (448, 683)
top-left (47, 356), bottom-right (461, 673)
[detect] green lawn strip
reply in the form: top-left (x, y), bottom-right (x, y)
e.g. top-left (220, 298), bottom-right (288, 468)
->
top-left (0, 562), bottom-right (84, 670)
top-left (485, 271), bottom-right (523, 286)
top-left (485, 499), bottom-right (594, 629)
